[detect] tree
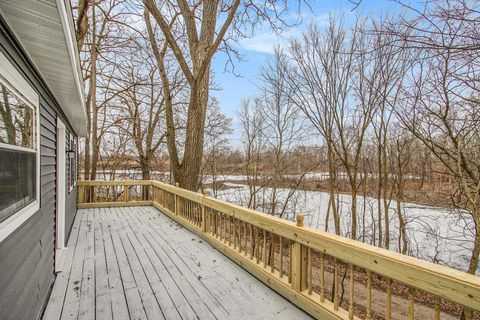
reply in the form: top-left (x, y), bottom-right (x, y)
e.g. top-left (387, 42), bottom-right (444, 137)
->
top-left (391, 0), bottom-right (480, 276)
top-left (143, 0), bottom-right (305, 190)
top-left (238, 97), bottom-right (267, 210)
top-left (75, 0), bottom-right (132, 180)
top-left (114, 42), bottom-right (167, 181)
top-left (258, 49), bottom-right (311, 218)
top-left (200, 97), bottom-right (233, 196)
top-left (73, 0), bottom-right (91, 50)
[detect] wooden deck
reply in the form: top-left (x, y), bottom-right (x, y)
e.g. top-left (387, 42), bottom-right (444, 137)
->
top-left (43, 206), bottom-right (312, 320)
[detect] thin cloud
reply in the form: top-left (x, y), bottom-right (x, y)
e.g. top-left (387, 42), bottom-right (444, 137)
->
top-left (237, 13), bottom-right (331, 54)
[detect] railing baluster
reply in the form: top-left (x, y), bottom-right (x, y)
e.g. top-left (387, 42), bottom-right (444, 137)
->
top-left (256, 227), bottom-right (260, 264)
top-left (464, 307), bottom-right (473, 320)
top-left (233, 218), bottom-right (237, 250)
top-left (434, 297), bottom-right (440, 320)
top-left (320, 253), bottom-right (325, 302)
top-left (349, 264), bottom-right (354, 320)
top-left (263, 229), bottom-right (267, 268)
top-left (244, 221), bottom-right (247, 256)
top-left (334, 258), bottom-right (339, 311)
top-left (220, 213), bottom-right (223, 241)
top-left (270, 233), bottom-right (274, 273)
top-left (366, 270), bottom-right (372, 319)
top-left (250, 224), bottom-right (254, 259)
top-left (386, 278), bottom-right (392, 320)
top-left (217, 212), bottom-right (220, 238)
top-left (279, 236), bottom-right (283, 278)
top-left (201, 192), bottom-right (207, 232)
top-left (210, 209), bottom-right (214, 235)
top-left (408, 288), bottom-right (415, 320)
top-left (174, 183), bottom-right (178, 215)
top-left (288, 242), bottom-right (292, 284)
top-left (307, 247), bottom-right (312, 295)
top-left (224, 214), bottom-right (228, 243)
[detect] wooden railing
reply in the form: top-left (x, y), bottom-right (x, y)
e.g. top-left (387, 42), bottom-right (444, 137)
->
top-left (77, 180), bottom-right (480, 320)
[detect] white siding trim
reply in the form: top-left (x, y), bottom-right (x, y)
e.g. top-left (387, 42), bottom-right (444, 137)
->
top-left (0, 51), bottom-right (38, 107)
top-left (55, 118), bottom-right (66, 271)
top-left (0, 201), bottom-right (39, 243)
top-left (56, 0), bottom-right (87, 136)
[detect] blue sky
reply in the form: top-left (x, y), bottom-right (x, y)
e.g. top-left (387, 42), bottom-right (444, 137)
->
top-left (210, 0), bottom-right (405, 145)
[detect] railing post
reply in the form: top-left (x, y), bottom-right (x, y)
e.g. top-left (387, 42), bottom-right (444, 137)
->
top-left (152, 182), bottom-right (156, 203)
top-left (201, 190), bottom-right (208, 233)
top-left (291, 214), bottom-right (308, 292)
top-left (78, 185), bottom-right (84, 205)
top-left (174, 182), bottom-right (179, 215)
top-left (124, 184), bottom-right (129, 203)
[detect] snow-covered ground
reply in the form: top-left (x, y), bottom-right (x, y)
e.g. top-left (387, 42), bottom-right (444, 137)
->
top-left (213, 183), bottom-right (477, 274)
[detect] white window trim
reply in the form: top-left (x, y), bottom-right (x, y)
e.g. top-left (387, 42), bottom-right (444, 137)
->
top-left (0, 51), bottom-right (40, 244)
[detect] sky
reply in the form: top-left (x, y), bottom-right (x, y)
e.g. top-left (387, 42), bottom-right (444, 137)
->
top-left (210, 0), bottom-right (405, 146)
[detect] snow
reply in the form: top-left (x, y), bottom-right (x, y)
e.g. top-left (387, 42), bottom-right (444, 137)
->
top-left (212, 183), bottom-right (477, 274)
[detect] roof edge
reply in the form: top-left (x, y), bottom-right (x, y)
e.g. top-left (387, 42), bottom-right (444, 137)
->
top-left (56, 0), bottom-right (87, 137)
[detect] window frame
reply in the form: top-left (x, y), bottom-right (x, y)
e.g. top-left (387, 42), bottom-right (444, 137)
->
top-left (0, 51), bottom-right (40, 243)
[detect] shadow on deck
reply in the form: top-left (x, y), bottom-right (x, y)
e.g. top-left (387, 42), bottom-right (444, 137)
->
top-left (43, 206), bottom-right (312, 320)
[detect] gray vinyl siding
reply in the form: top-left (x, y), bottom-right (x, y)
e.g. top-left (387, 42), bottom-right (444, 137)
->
top-left (0, 16), bottom-right (79, 320)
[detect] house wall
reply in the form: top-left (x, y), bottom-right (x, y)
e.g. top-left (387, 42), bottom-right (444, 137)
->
top-left (0, 16), bottom-right (78, 320)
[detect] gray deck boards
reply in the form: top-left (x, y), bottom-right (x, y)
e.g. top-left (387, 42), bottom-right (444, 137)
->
top-left (43, 206), bottom-right (312, 320)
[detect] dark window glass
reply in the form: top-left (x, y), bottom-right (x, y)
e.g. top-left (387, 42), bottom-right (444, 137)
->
top-left (0, 148), bottom-right (36, 223)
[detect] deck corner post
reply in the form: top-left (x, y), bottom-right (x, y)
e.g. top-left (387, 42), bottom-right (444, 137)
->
top-left (291, 214), bottom-right (308, 292)
top-left (201, 190), bottom-right (208, 233)
top-left (78, 185), bottom-right (84, 204)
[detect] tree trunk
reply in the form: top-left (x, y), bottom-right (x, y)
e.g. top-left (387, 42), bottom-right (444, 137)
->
top-left (171, 73), bottom-right (210, 191)
top-left (327, 143), bottom-right (340, 235)
top-left (140, 162), bottom-right (150, 200)
top-left (377, 145), bottom-right (383, 247)
top-left (467, 216), bottom-right (480, 274)
top-left (396, 194), bottom-right (408, 254)
top-left (0, 85), bottom-right (16, 145)
top-left (351, 187), bottom-right (357, 240)
top-left (383, 142), bottom-right (390, 250)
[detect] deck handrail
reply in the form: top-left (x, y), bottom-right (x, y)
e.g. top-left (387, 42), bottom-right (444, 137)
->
top-left (77, 179), bottom-right (480, 319)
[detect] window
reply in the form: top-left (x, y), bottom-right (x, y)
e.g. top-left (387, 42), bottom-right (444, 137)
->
top-left (0, 52), bottom-right (39, 242)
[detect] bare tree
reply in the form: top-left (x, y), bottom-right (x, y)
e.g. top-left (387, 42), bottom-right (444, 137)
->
top-left (73, 0), bottom-right (91, 50)
top-left (389, 129), bottom-right (413, 254)
top-left (238, 97), bottom-right (267, 210)
top-left (391, 0), bottom-right (480, 275)
top-left (258, 49), bottom-right (311, 219)
top-left (75, 0), bottom-right (133, 180)
top-left (114, 42), bottom-right (167, 182)
top-left (285, 19), bottom-right (355, 236)
top-left (200, 97), bottom-right (233, 196)
top-left (143, 0), bottom-right (305, 190)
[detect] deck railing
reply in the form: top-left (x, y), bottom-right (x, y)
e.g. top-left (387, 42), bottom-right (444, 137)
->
top-left (77, 180), bottom-right (480, 320)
